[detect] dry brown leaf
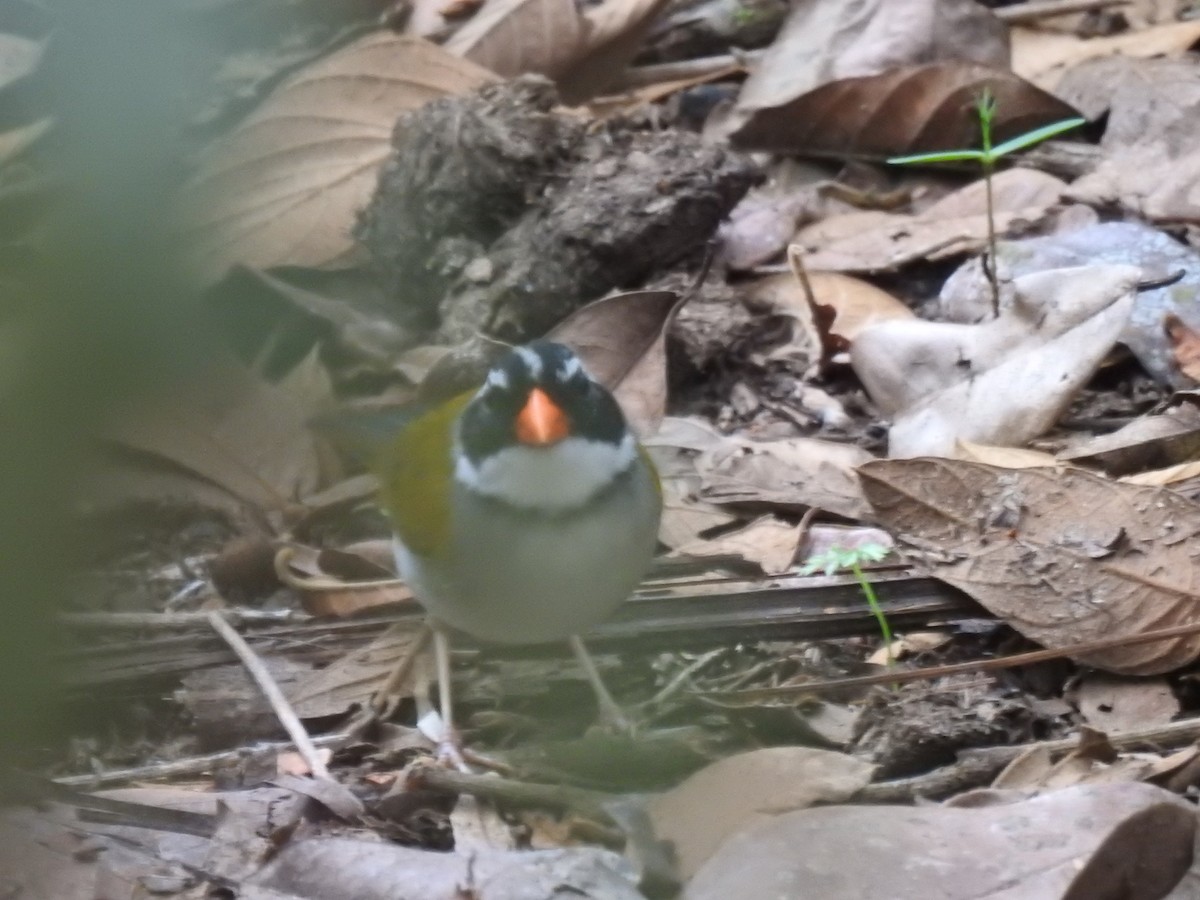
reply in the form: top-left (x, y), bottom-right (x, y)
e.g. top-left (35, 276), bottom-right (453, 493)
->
top-left (792, 168), bottom-right (1066, 273)
top-left (277, 544), bottom-right (412, 618)
top-left (672, 515), bottom-right (801, 575)
top-left (101, 352), bottom-right (329, 516)
top-left (647, 747), bottom-right (874, 880)
top-left (697, 434), bottom-right (874, 520)
top-left (444, 0), bottom-right (585, 78)
top-left (181, 35), bottom-right (497, 281)
top-left (1166, 313), bottom-right (1200, 383)
top-left (734, 0), bottom-right (1008, 120)
top-left (547, 289), bottom-right (682, 437)
top-left (558, 0), bottom-right (673, 103)
top-left (1074, 673), bottom-right (1180, 733)
top-left (1013, 20), bottom-right (1200, 93)
top-left (861, 457), bottom-right (1200, 675)
top-left (730, 63), bottom-right (1080, 159)
top-left (288, 622), bottom-right (429, 718)
top-left (1058, 407), bottom-right (1200, 477)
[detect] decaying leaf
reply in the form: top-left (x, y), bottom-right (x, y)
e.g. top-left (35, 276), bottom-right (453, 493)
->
top-left (547, 288), bottom-right (682, 436)
top-left (861, 457), bottom-right (1200, 675)
top-left (558, 0), bottom-right (674, 103)
top-left (647, 747), bottom-right (874, 880)
top-left (445, 0), bottom-right (585, 79)
top-left (1073, 673), bottom-right (1180, 734)
top-left (672, 515), bottom-right (802, 575)
top-left (1058, 405), bottom-right (1200, 477)
top-left (792, 168), bottom-right (1066, 273)
top-left (288, 622), bottom-right (429, 719)
top-left (1065, 57), bottom-right (1200, 224)
top-left (1012, 20), bottom-right (1200, 93)
top-left (852, 264), bottom-right (1138, 457)
top-left (1166, 313), bottom-right (1200, 384)
top-left (955, 441), bottom-right (1060, 469)
top-left (940, 221), bottom-right (1200, 386)
top-left (730, 63), bottom-right (1080, 159)
top-left (276, 544), bottom-right (413, 618)
top-left (181, 35), bottom-right (497, 281)
top-left (96, 351), bottom-right (330, 519)
top-left (733, 0), bottom-right (1008, 122)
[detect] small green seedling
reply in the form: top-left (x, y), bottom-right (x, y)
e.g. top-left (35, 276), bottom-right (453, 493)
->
top-left (888, 89), bottom-right (1085, 316)
top-left (801, 543), bottom-right (894, 665)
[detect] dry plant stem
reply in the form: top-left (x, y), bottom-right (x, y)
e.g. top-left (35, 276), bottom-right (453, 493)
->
top-left (412, 765), bottom-right (619, 830)
top-left (53, 734), bottom-right (351, 788)
top-left (61, 609), bottom-right (307, 629)
top-left (715, 618), bottom-right (1200, 702)
top-left (206, 610), bottom-right (331, 781)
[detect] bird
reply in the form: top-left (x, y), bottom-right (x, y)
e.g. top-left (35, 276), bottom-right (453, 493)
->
top-left (374, 340), bottom-right (662, 758)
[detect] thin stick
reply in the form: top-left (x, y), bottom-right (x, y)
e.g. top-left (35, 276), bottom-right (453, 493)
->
top-left (570, 635), bottom-right (630, 730)
top-left (206, 610), bottom-right (330, 780)
top-left (712, 617), bottom-right (1200, 702)
top-left (995, 0), bottom-right (1129, 24)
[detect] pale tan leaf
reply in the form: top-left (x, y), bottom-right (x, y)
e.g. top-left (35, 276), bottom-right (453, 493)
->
top-left (1013, 20), bottom-right (1200, 93)
top-left (558, 0), bottom-right (672, 102)
top-left (792, 168), bottom-right (1066, 273)
top-left (673, 515), bottom-right (801, 575)
top-left (1122, 460), bottom-right (1200, 487)
top-left (862, 458), bottom-right (1200, 675)
top-left (955, 441), bottom-right (1061, 468)
top-left (647, 747), bottom-right (874, 880)
top-left (181, 35), bottom-right (497, 281)
top-left (547, 289), bottom-right (682, 437)
top-left (444, 0), bottom-right (585, 78)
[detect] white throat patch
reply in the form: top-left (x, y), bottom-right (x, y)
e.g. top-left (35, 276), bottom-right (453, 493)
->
top-left (455, 433), bottom-right (637, 510)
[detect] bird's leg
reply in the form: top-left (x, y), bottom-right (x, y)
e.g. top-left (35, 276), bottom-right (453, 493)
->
top-left (568, 635), bottom-right (634, 734)
top-left (432, 625), bottom-right (469, 772)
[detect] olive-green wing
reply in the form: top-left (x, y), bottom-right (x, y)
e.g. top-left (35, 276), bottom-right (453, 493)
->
top-left (374, 391), bottom-right (473, 560)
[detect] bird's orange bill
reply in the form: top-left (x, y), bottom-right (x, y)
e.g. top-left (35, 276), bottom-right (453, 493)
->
top-left (515, 387), bottom-right (570, 446)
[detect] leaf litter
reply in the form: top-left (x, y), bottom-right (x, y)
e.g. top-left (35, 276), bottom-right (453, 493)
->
top-left (25, 0), bottom-right (1200, 898)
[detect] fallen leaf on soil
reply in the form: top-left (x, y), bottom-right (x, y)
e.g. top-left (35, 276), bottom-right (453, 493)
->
top-left (733, 0), bottom-right (1008, 125)
top-left (860, 457), bottom-right (1200, 675)
top-left (956, 441), bottom-right (1061, 468)
top-left (672, 515), bottom-right (802, 575)
top-left (1012, 20), bottom-right (1200, 93)
top-left (647, 746), bottom-right (874, 880)
top-left (276, 544), bottom-right (412, 618)
top-left (792, 168), bottom-right (1066, 273)
top-left (181, 35), bottom-right (497, 281)
top-left (1166, 313), bottom-right (1200, 383)
top-left (547, 288), bottom-right (682, 437)
top-left (939, 220), bottom-right (1200, 386)
top-left (287, 623), bottom-right (429, 719)
top-left (688, 782), bottom-right (1194, 900)
top-left (1074, 673), bottom-right (1180, 734)
top-left (445, 0), bottom-right (585, 79)
top-left (853, 264), bottom-right (1137, 457)
top-left (730, 63), bottom-right (1080, 159)
top-left (718, 186), bottom-right (822, 271)
top-left (743, 250), bottom-right (913, 368)
top-left (868, 631), bottom-right (950, 665)
top-left (644, 417), bottom-right (742, 548)
top-left (96, 352), bottom-right (329, 519)
top-left (1058, 405), bottom-right (1200, 476)
top-left (558, 0), bottom-right (673, 103)
top-left (1122, 460), bottom-right (1200, 487)
top-left (991, 735), bottom-right (1164, 792)
top-left (696, 433), bottom-right (875, 520)
top-left (1064, 57), bottom-right (1200, 224)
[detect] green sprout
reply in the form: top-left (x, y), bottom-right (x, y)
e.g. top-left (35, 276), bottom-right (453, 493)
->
top-left (801, 543), bottom-right (894, 665)
top-left (888, 89), bottom-right (1085, 317)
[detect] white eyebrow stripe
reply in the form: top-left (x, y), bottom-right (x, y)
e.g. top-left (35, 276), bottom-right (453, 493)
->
top-left (485, 367), bottom-right (509, 390)
top-left (515, 346), bottom-right (543, 378)
top-left (558, 356), bottom-right (583, 380)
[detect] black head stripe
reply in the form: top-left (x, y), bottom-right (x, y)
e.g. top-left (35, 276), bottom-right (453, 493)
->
top-left (458, 342), bottom-right (629, 465)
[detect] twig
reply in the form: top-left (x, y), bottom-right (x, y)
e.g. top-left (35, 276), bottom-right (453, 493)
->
top-left (711, 618), bottom-right (1200, 702)
top-left (60, 609), bottom-right (307, 630)
top-left (52, 734), bottom-right (351, 789)
top-left (994, 0), bottom-right (1129, 24)
top-left (206, 610), bottom-right (331, 781)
